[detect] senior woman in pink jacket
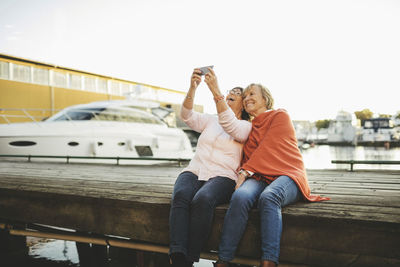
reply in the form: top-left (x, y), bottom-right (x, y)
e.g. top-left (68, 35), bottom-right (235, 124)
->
top-left (169, 69), bottom-right (250, 267)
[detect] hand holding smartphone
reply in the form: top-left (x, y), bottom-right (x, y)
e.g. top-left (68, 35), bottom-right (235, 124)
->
top-left (198, 65), bottom-right (214, 76)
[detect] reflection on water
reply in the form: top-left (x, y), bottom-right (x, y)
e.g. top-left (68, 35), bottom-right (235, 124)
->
top-left (5, 237), bottom-right (213, 267)
top-left (28, 239), bottom-right (211, 266)
top-left (301, 145), bottom-right (400, 170)
top-left (29, 238), bottom-right (79, 265)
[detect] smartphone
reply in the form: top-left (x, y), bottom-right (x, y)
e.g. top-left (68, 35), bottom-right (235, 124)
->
top-left (198, 65), bottom-right (214, 75)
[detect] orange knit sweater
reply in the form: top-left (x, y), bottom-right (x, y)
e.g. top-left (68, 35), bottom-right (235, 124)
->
top-left (241, 109), bottom-right (329, 202)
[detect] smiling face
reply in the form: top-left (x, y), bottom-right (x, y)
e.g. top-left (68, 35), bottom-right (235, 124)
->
top-left (226, 87), bottom-right (244, 118)
top-left (243, 85), bottom-right (268, 117)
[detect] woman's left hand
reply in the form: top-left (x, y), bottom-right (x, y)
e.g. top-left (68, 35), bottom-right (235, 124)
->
top-left (204, 68), bottom-right (221, 96)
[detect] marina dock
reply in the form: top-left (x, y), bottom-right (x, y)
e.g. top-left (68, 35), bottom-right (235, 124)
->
top-left (0, 159), bottom-right (399, 266)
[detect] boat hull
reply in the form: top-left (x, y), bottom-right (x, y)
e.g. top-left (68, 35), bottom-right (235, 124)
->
top-left (0, 121), bottom-right (194, 164)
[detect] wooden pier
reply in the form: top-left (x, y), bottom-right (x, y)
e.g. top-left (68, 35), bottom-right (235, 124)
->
top-left (0, 159), bottom-right (399, 266)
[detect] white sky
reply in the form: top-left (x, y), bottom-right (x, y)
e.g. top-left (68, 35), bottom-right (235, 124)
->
top-left (1, 0), bottom-right (399, 121)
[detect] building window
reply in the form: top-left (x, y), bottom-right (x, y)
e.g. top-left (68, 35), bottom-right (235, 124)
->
top-left (98, 78), bottom-right (108, 93)
top-left (84, 76), bottom-right (96, 92)
top-left (53, 71), bottom-right (67, 88)
top-left (33, 67), bottom-right (49, 85)
top-left (137, 85), bottom-right (157, 100)
top-left (110, 81), bottom-right (120, 95)
top-left (12, 63), bottom-right (30, 82)
top-left (121, 82), bottom-right (130, 96)
top-left (0, 61), bottom-right (9, 79)
top-left (69, 73), bottom-right (82, 89)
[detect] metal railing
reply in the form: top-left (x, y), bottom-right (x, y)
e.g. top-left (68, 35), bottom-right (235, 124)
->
top-left (0, 154), bottom-right (191, 166)
top-left (0, 222), bottom-right (259, 266)
top-left (0, 108), bottom-right (60, 124)
top-left (0, 108), bottom-right (169, 126)
top-left (331, 160), bottom-right (400, 171)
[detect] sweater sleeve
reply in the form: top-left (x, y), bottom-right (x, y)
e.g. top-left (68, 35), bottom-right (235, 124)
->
top-left (218, 108), bottom-right (252, 143)
top-left (180, 105), bottom-right (211, 133)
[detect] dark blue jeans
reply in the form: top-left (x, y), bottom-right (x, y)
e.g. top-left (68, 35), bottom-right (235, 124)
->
top-left (169, 171), bottom-right (235, 262)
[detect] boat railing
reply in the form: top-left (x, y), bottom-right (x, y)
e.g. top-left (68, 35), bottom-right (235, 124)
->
top-left (331, 159), bottom-right (400, 171)
top-left (0, 154), bottom-right (191, 166)
top-left (0, 108), bottom-right (61, 124)
top-left (1, 107), bottom-right (174, 128)
top-left (43, 108), bottom-right (167, 124)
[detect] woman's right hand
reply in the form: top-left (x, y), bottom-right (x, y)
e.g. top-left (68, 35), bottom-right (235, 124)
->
top-left (190, 69), bottom-right (202, 90)
top-left (235, 172), bottom-right (246, 190)
top-left (204, 67), bottom-right (220, 96)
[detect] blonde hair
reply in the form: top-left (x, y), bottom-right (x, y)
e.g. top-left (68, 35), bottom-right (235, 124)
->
top-left (244, 83), bottom-right (274, 110)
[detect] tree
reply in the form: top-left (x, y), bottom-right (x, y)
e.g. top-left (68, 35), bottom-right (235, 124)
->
top-left (315, 119), bottom-right (330, 130)
top-left (379, 114), bottom-right (391, 118)
top-left (354, 109), bottom-right (373, 126)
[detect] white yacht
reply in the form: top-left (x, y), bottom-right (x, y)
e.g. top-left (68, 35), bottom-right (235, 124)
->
top-left (0, 100), bottom-right (194, 164)
top-left (358, 118), bottom-right (399, 145)
top-left (327, 111), bottom-right (359, 145)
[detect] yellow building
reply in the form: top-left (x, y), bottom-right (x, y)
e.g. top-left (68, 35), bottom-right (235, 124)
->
top-left (0, 53), bottom-right (200, 124)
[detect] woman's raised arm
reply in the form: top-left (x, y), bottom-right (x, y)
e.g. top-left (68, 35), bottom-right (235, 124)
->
top-left (180, 69), bottom-right (211, 133)
top-left (204, 68), bottom-right (251, 143)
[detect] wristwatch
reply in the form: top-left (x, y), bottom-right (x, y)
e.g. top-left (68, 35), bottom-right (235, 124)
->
top-left (238, 169), bottom-right (250, 178)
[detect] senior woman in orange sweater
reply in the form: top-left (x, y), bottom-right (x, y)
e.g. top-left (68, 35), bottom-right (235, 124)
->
top-left (204, 68), bottom-right (329, 267)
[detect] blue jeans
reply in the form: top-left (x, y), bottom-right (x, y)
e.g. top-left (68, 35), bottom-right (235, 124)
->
top-left (169, 171), bottom-right (235, 262)
top-left (218, 175), bottom-right (301, 265)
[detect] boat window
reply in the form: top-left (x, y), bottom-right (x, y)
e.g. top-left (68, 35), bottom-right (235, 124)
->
top-left (9, 141), bottom-right (37, 147)
top-left (377, 120), bottom-right (389, 128)
top-left (364, 119), bottom-right (392, 129)
top-left (48, 107), bottom-right (163, 124)
top-left (51, 108), bottom-right (105, 121)
top-left (68, 141), bottom-right (79, 146)
top-left (151, 107), bottom-right (177, 127)
top-left (96, 108), bottom-right (164, 124)
top-left (135, 146), bottom-right (153, 156)
top-left (152, 107), bottom-right (171, 119)
top-left (364, 121), bottom-right (373, 128)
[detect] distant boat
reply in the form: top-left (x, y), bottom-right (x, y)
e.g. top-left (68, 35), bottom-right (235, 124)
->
top-left (293, 121), bottom-right (311, 142)
top-left (358, 118), bottom-right (400, 145)
top-left (327, 111), bottom-right (359, 145)
top-left (0, 100), bottom-right (194, 163)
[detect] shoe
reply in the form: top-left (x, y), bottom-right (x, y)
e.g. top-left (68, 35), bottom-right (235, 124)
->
top-left (170, 252), bottom-right (193, 267)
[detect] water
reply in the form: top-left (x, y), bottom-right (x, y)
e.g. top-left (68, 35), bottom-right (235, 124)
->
top-left (3, 145), bottom-right (400, 266)
top-left (301, 145), bottom-right (400, 170)
top-left (29, 238), bottom-right (79, 265)
top-left (3, 237), bottom-right (214, 267)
